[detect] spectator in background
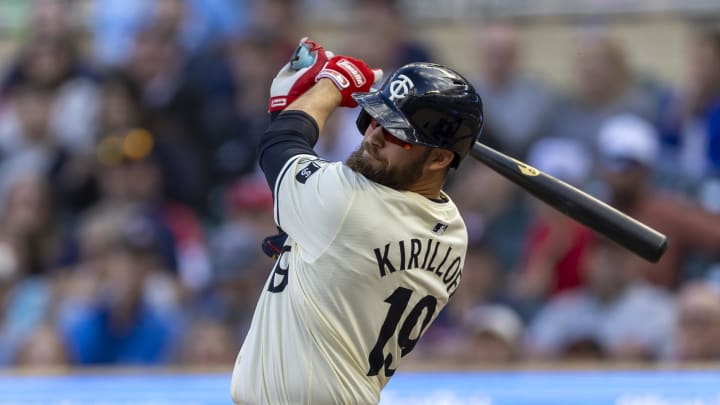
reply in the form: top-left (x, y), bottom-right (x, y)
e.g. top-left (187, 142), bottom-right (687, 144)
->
top-left (0, 84), bottom-right (60, 198)
top-left (0, 173), bottom-right (61, 275)
top-left (197, 176), bottom-right (275, 337)
top-left (90, 0), bottom-right (149, 66)
top-left (458, 304), bottom-right (524, 364)
top-left (55, 207), bottom-right (145, 303)
top-left (0, 237), bottom-right (54, 366)
top-left (442, 245), bottom-right (503, 327)
top-left (0, 32), bottom-right (99, 154)
top-left (184, 0), bottom-right (304, 199)
top-left (525, 238), bottom-right (675, 361)
top-left (347, 0), bottom-right (432, 73)
top-left (210, 176), bottom-right (276, 270)
top-left (247, 0), bottom-right (299, 65)
top-left (14, 323), bottom-right (70, 368)
top-left (124, 24), bottom-right (208, 210)
top-left (158, 0), bottom-right (247, 54)
top-left (510, 137), bottom-right (594, 318)
top-left (0, 174), bottom-right (59, 367)
top-left (550, 30), bottom-right (658, 152)
top-left (57, 207), bottom-right (185, 365)
top-left (196, 33), bottom-right (275, 200)
top-left (124, 23), bottom-right (188, 116)
top-left (91, 0), bottom-right (247, 67)
top-left (445, 128), bottom-right (531, 271)
top-left (0, 85), bottom-right (66, 205)
top-left (0, 30), bottom-right (99, 213)
top-left (471, 20), bottom-right (556, 159)
top-left (670, 281), bottom-right (720, 362)
top-left (179, 317), bottom-right (237, 366)
top-left (28, 0), bottom-right (76, 38)
top-left (84, 69), bottom-right (213, 295)
top-left (91, 126), bottom-right (212, 295)
top-left (597, 114), bottom-right (720, 290)
top-left (660, 29), bottom-right (720, 183)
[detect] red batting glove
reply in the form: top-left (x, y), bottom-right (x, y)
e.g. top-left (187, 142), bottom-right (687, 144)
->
top-left (268, 37), bottom-right (333, 113)
top-left (316, 55), bottom-right (383, 108)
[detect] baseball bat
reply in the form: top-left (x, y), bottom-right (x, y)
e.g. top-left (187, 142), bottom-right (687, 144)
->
top-left (282, 40), bottom-right (667, 262)
top-left (469, 142), bottom-right (668, 263)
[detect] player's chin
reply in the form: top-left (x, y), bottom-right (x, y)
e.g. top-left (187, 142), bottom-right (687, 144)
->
top-left (348, 147), bottom-right (381, 169)
top-left (347, 150), bottom-right (386, 179)
top-left (347, 152), bottom-right (368, 173)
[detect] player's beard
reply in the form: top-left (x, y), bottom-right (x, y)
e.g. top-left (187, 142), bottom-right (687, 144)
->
top-left (346, 142), bottom-right (430, 190)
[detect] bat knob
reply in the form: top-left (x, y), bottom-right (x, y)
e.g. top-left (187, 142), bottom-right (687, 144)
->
top-left (290, 43), bottom-right (315, 70)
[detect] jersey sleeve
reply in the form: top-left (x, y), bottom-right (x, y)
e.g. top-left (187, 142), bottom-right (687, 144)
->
top-left (273, 155), bottom-right (357, 261)
top-left (257, 110), bottom-right (319, 192)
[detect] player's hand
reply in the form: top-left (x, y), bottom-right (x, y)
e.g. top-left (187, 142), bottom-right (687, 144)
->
top-left (316, 55), bottom-right (383, 108)
top-left (268, 37), bottom-right (333, 113)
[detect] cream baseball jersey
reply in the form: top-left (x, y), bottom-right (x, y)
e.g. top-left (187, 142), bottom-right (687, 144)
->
top-left (231, 154), bottom-right (468, 404)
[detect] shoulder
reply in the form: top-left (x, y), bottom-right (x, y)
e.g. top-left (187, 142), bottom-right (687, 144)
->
top-left (284, 155), bottom-right (397, 196)
top-left (282, 156), bottom-right (361, 190)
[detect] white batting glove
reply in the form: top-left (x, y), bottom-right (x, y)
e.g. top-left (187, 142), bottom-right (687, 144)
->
top-left (268, 37), bottom-right (334, 113)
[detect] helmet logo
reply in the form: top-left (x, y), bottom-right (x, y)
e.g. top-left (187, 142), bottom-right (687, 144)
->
top-left (388, 74), bottom-right (414, 101)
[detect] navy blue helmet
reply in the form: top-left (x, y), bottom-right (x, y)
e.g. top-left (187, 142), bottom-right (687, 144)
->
top-left (352, 62), bottom-right (484, 168)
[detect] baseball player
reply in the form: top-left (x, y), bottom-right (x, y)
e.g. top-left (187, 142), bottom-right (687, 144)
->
top-left (230, 38), bottom-right (484, 404)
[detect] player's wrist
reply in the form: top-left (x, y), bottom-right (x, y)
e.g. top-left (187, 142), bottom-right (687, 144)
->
top-left (283, 79), bottom-right (342, 133)
top-left (314, 78), bottom-right (343, 105)
top-left (287, 79), bottom-right (341, 111)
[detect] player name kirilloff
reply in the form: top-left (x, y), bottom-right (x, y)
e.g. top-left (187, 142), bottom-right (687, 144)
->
top-left (374, 237), bottom-right (462, 296)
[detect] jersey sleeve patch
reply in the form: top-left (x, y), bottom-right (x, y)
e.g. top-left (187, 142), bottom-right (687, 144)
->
top-left (295, 161), bottom-right (322, 184)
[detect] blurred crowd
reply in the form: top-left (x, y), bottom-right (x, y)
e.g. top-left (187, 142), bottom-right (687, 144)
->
top-left (0, 0), bottom-right (719, 370)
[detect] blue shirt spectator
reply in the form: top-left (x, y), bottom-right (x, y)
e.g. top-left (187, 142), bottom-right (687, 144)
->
top-left (91, 0), bottom-right (247, 66)
top-left (60, 300), bottom-right (182, 364)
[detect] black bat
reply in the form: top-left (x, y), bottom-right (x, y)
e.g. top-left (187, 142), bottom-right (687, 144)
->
top-left (470, 142), bottom-right (668, 263)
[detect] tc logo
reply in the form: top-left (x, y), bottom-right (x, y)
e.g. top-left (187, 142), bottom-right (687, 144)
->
top-left (388, 74), bottom-right (414, 101)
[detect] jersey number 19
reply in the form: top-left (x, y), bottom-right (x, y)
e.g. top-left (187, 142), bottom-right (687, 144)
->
top-left (366, 287), bottom-right (438, 377)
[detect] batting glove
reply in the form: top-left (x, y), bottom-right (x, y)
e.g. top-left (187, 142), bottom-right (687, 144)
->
top-left (316, 55), bottom-right (383, 108)
top-left (268, 37), bottom-right (334, 113)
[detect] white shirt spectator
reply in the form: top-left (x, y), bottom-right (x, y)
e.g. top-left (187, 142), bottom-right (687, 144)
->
top-left (526, 282), bottom-right (675, 359)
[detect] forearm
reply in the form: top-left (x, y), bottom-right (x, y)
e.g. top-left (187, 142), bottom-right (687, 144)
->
top-left (285, 79), bottom-right (342, 133)
top-left (258, 46), bottom-right (376, 192)
top-left (257, 80), bottom-right (342, 191)
top-left (258, 110), bottom-right (319, 192)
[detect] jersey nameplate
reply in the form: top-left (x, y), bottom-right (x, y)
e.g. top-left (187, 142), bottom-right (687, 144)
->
top-left (296, 161), bottom-right (321, 184)
top-left (372, 238), bottom-right (463, 297)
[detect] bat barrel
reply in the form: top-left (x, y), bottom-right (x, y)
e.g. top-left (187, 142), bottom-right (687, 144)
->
top-left (470, 142), bottom-right (668, 263)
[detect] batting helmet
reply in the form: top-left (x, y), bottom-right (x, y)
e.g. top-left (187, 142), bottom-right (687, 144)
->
top-left (352, 62), bottom-right (484, 168)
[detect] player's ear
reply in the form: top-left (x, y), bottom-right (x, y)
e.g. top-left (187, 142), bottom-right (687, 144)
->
top-left (427, 149), bottom-right (454, 171)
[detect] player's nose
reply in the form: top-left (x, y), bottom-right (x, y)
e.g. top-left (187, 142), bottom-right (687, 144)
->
top-left (366, 119), bottom-right (386, 148)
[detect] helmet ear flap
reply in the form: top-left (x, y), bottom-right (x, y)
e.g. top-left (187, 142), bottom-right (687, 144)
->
top-left (356, 109), bottom-right (372, 136)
